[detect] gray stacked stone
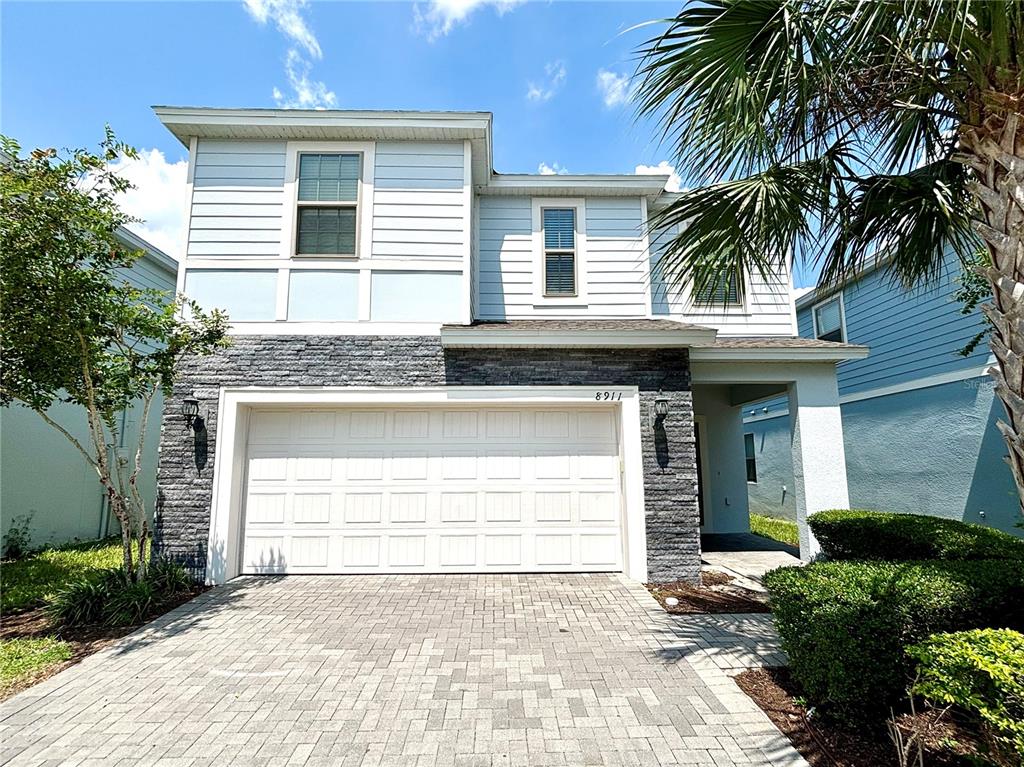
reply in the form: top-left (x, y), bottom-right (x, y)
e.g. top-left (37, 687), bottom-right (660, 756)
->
top-left (155, 336), bottom-right (700, 582)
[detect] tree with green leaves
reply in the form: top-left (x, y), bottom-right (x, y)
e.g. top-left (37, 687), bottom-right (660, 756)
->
top-left (635, 0), bottom-right (1024, 517)
top-left (0, 130), bottom-right (229, 581)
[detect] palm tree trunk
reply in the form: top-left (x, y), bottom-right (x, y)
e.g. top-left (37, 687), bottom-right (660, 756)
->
top-left (961, 96), bottom-right (1024, 522)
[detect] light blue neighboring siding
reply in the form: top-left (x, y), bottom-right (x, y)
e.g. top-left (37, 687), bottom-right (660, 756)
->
top-left (800, 251), bottom-right (989, 396)
top-left (745, 377), bottom-right (1020, 535)
top-left (189, 140), bottom-right (287, 258)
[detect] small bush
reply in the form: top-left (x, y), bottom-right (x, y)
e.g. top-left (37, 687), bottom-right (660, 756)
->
top-left (764, 560), bottom-right (1024, 724)
top-left (1, 537), bottom-right (121, 613)
top-left (46, 569), bottom-right (124, 626)
top-left (2, 514), bottom-right (34, 560)
top-left (48, 560), bottom-right (195, 627)
top-left (909, 629), bottom-right (1024, 762)
top-left (809, 509), bottom-right (1024, 561)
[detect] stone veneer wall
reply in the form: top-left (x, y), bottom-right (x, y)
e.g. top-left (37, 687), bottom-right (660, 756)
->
top-left (155, 336), bottom-right (699, 582)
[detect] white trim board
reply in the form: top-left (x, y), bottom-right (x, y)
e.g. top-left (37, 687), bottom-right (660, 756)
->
top-left (204, 386), bottom-right (649, 585)
top-left (741, 363), bottom-right (995, 422)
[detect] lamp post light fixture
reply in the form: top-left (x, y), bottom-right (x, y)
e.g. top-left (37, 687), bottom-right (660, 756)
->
top-left (182, 395), bottom-right (203, 432)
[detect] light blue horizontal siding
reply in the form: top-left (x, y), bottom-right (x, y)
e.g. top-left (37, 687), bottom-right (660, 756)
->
top-left (371, 141), bottom-right (465, 260)
top-left (477, 197), bottom-right (533, 318)
top-left (798, 251), bottom-right (990, 396)
top-left (476, 196), bottom-right (649, 319)
top-left (189, 140), bottom-right (286, 258)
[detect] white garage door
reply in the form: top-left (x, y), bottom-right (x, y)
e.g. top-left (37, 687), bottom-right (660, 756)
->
top-left (241, 406), bottom-right (624, 574)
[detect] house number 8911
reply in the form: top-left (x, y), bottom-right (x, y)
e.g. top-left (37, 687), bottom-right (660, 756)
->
top-left (594, 391), bottom-right (622, 401)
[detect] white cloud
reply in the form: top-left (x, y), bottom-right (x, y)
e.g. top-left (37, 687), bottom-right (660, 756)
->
top-left (527, 60), bottom-right (567, 103)
top-left (273, 49), bottom-right (337, 109)
top-left (242, 0), bottom-right (335, 109)
top-left (414, 0), bottom-right (524, 41)
top-left (634, 161), bottom-right (682, 193)
top-left (596, 68), bottom-right (632, 108)
top-left (107, 149), bottom-right (188, 259)
top-left (537, 162), bottom-right (569, 175)
top-left (243, 0), bottom-right (321, 58)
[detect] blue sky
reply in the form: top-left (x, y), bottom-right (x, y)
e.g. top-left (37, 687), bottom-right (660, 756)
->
top-left (1, 0), bottom-right (814, 286)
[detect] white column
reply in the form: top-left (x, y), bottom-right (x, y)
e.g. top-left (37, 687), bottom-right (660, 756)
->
top-left (788, 365), bottom-right (850, 560)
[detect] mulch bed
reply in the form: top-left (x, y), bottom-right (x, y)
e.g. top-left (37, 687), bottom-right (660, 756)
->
top-left (735, 668), bottom-right (986, 767)
top-left (647, 570), bottom-right (771, 614)
top-left (0, 588), bottom-right (206, 702)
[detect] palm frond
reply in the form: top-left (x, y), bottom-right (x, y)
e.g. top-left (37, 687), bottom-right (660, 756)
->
top-left (819, 158), bottom-right (979, 287)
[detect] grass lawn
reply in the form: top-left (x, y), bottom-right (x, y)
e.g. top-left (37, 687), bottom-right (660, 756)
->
top-left (750, 514), bottom-right (799, 548)
top-left (0, 637), bottom-right (73, 696)
top-left (1, 537), bottom-right (121, 613)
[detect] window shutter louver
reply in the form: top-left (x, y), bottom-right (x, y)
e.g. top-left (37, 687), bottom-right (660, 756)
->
top-left (542, 208), bottom-right (577, 296)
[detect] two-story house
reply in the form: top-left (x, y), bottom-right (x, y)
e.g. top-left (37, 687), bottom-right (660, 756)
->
top-left (153, 107), bottom-right (867, 583)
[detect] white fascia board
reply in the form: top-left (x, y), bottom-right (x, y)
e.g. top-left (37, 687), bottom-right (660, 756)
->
top-left (153, 106), bottom-right (491, 133)
top-left (440, 328), bottom-right (719, 348)
top-left (688, 345), bottom-right (870, 362)
top-left (479, 174), bottom-right (669, 198)
top-left (115, 226), bottom-right (178, 272)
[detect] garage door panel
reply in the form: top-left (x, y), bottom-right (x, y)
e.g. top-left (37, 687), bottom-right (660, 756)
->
top-left (241, 406), bottom-right (623, 574)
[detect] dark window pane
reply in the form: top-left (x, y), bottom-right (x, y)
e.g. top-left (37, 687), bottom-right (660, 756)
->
top-left (543, 208), bottom-right (575, 250)
top-left (296, 207), bottom-right (357, 255)
top-left (693, 273), bottom-right (741, 305)
top-left (818, 327), bottom-right (844, 343)
top-left (545, 252), bottom-right (576, 295)
top-left (298, 153), bottom-right (359, 202)
top-left (744, 433), bottom-right (757, 482)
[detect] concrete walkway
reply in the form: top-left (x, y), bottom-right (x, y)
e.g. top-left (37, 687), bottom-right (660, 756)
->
top-left (700, 534), bottom-right (803, 587)
top-left (0, 575), bottom-right (805, 767)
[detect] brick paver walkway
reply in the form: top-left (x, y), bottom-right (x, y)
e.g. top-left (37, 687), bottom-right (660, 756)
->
top-left (0, 575), bottom-right (805, 767)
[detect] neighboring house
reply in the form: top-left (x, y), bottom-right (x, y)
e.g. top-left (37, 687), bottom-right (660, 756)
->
top-left (744, 249), bottom-right (1020, 535)
top-left (1, 228), bottom-right (178, 549)
top-left (152, 107), bottom-right (867, 584)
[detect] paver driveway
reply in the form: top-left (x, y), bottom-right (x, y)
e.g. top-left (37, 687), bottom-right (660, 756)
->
top-left (0, 575), bottom-right (804, 767)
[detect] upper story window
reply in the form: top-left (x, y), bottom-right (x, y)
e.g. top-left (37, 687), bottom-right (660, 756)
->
top-left (542, 208), bottom-right (577, 296)
top-left (813, 294), bottom-right (846, 342)
top-left (295, 153), bottom-right (360, 256)
top-left (692, 272), bottom-right (742, 306)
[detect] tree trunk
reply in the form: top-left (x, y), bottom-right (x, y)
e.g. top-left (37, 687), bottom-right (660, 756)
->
top-left (961, 94), bottom-right (1024, 524)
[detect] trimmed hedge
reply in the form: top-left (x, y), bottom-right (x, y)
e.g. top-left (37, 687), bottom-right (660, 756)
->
top-left (808, 509), bottom-right (1024, 562)
top-left (909, 629), bottom-right (1024, 762)
top-left (764, 560), bottom-right (1024, 723)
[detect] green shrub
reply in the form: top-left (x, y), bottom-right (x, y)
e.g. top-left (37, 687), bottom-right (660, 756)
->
top-left (46, 569), bottom-right (124, 626)
top-left (764, 560), bottom-right (1024, 723)
top-left (909, 629), bottom-right (1024, 762)
top-left (1, 537), bottom-right (121, 613)
top-left (48, 560), bottom-right (195, 627)
top-left (809, 509), bottom-right (1024, 561)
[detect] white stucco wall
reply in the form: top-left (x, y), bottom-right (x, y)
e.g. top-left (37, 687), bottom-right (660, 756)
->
top-left (691, 385), bottom-right (750, 533)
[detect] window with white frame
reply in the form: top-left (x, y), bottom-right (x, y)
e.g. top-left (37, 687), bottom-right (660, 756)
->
top-left (295, 153), bottom-right (360, 256)
top-left (813, 294), bottom-right (845, 342)
top-left (542, 208), bottom-right (577, 296)
top-left (692, 272), bottom-right (742, 306)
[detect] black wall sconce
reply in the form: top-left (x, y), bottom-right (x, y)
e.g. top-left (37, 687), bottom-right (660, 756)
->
top-left (182, 393), bottom-right (209, 473)
top-left (182, 394), bottom-right (205, 432)
top-left (653, 391), bottom-right (670, 419)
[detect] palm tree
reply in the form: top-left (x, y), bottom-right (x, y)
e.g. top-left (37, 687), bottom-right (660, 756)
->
top-left (635, 0), bottom-right (1024, 517)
